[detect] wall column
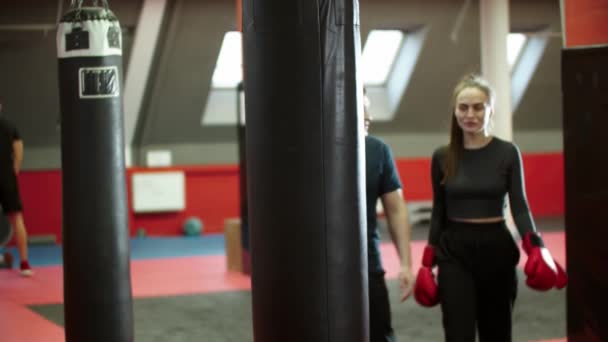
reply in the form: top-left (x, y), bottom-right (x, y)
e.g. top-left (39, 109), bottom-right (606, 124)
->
top-left (480, 0), bottom-right (512, 141)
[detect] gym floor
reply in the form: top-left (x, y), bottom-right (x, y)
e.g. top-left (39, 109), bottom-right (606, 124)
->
top-left (0, 217), bottom-right (567, 342)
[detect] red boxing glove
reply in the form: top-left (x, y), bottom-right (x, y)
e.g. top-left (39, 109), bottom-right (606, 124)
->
top-left (414, 245), bottom-right (439, 307)
top-left (522, 232), bottom-right (567, 291)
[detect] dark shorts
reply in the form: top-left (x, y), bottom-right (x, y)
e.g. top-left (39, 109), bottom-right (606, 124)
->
top-left (0, 173), bottom-right (23, 213)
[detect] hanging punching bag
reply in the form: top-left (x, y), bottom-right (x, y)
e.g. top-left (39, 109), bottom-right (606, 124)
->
top-left (236, 82), bottom-right (251, 274)
top-left (243, 0), bottom-right (368, 341)
top-left (56, 1), bottom-right (133, 341)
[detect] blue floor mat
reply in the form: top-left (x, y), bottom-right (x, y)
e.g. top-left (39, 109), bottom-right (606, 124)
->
top-left (0, 234), bottom-right (227, 266)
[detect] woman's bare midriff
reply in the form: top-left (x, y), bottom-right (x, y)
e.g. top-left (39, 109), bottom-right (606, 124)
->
top-left (450, 216), bottom-right (504, 223)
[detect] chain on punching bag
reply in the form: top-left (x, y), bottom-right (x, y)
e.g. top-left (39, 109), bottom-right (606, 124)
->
top-left (57, 1), bottom-right (133, 341)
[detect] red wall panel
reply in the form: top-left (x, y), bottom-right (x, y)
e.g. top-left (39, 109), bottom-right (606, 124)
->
top-left (520, 153), bottom-right (564, 216)
top-left (18, 171), bottom-right (63, 239)
top-left (394, 157), bottom-right (432, 201)
top-left (128, 166), bottom-right (240, 236)
top-left (564, 0), bottom-right (608, 47)
top-left (15, 153), bottom-right (564, 242)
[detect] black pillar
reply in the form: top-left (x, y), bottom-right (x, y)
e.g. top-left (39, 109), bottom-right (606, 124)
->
top-left (57, 4), bottom-right (133, 342)
top-left (562, 45), bottom-right (608, 341)
top-left (242, 0), bottom-right (368, 341)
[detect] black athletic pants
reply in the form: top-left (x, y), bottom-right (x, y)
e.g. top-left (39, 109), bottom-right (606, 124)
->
top-left (437, 220), bottom-right (520, 342)
top-left (369, 271), bottom-right (396, 342)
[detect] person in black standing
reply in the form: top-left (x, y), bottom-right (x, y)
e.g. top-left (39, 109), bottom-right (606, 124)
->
top-left (0, 100), bottom-right (32, 276)
top-left (413, 74), bottom-right (567, 341)
top-left (363, 89), bottom-right (414, 341)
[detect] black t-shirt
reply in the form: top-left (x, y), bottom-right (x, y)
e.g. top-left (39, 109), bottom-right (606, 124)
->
top-left (0, 117), bottom-right (20, 177)
top-left (428, 137), bottom-right (536, 245)
top-left (365, 135), bottom-right (402, 273)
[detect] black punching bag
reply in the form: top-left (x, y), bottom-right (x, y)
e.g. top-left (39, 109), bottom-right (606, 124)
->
top-left (243, 0), bottom-right (368, 341)
top-left (57, 2), bottom-right (133, 342)
top-left (236, 82), bottom-right (251, 273)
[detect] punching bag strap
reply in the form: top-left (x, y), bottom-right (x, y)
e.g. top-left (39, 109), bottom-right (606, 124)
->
top-left (94, 0), bottom-right (110, 10)
top-left (67, 0), bottom-right (111, 26)
top-left (70, 0), bottom-right (110, 10)
top-left (70, 0), bottom-right (83, 9)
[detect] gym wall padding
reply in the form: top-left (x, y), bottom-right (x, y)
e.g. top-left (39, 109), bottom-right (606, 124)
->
top-left (562, 45), bottom-right (608, 342)
top-left (562, 0), bottom-right (608, 47)
top-left (12, 153), bottom-right (563, 242)
top-left (561, 2), bottom-right (608, 339)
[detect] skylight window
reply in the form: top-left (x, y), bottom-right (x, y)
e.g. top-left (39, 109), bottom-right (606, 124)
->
top-left (510, 30), bottom-right (549, 112)
top-left (203, 28), bottom-right (426, 125)
top-left (361, 30), bottom-right (405, 86)
top-left (507, 33), bottom-right (527, 71)
top-left (209, 29), bottom-right (408, 89)
top-left (211, 31), bottom-right (242, 88)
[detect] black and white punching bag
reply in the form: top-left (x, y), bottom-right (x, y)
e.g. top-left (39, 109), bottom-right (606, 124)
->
top-left (56, 1), bottom-right (133, 341)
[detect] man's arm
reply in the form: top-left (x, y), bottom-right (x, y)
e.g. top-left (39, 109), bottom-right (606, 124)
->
top-left (382, 189), bottom-right (414, 301)
top-left (381, 189), bottom-right (412, 274)
top-left (13, 139), bottom-right (23, 174)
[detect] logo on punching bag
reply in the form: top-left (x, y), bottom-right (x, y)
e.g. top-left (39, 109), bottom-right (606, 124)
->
top-left (65, 26), bottom-right (90, 51)
top-left (107, 26), bottom-right (121, 49)
top-left (79, 66), bottom-right (120, 98)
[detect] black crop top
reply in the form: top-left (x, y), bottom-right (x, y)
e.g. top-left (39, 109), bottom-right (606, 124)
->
top-left (428, 137), bottom-right (536, 245)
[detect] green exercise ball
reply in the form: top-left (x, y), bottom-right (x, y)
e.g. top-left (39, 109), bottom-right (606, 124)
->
top-left (136, 227), bottom-right (147, 238)
top-left (183, 217), bottom-right (203, 236)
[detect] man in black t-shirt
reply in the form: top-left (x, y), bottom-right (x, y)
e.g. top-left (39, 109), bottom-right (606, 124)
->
top-left (0, 100), bottom-right (32, 276)
top-left (363, 91), bottom-right (414, 341)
